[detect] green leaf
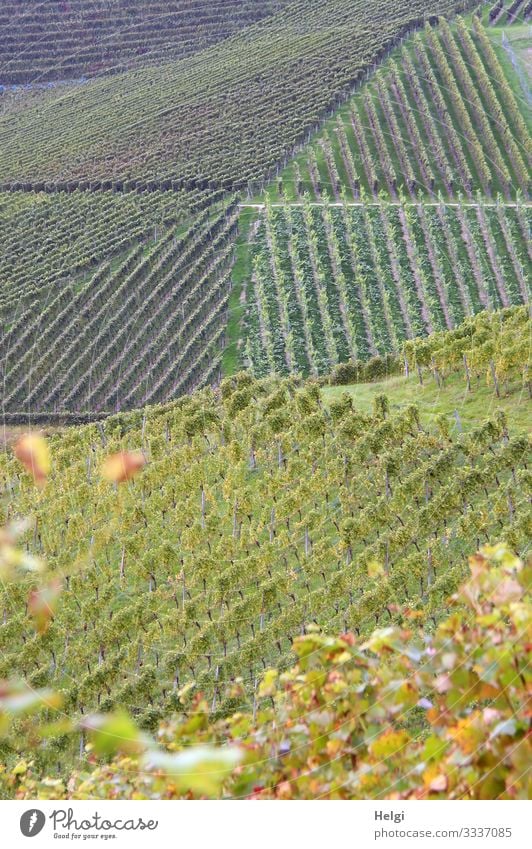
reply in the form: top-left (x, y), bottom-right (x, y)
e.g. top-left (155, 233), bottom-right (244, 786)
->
top-left (81, 711), bottom-right (149, 756)
top-left (143, 745), bottom-right (243, 797)
top-left (423, 735), bottom-right (447, 762)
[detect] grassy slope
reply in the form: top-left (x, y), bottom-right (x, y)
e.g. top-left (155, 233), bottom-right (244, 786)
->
top-left (488, 23), bottom-right (532, 132)
top-left (323, 366), bottom-right (531, 434)
top-left (222, 208), bottom-right (257, 375)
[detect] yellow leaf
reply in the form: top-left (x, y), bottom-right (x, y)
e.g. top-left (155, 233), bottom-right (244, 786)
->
top-left (12, 760), bottom-right (28, 776)
top-left (368, 560), bottom-right (385, 578)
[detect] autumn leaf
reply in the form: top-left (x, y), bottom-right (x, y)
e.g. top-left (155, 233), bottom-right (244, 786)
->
top-left (101, 451), bottom-right (145, 483)
top-left (143, 746), bottom-right (242, 797)
top-left (434, 674), bottom-right (452, 693)
top-left (428, 774), bottom-right (448, 792)
top-left (258, 668), bottom-right (278, 698)
top-left (491, 578), bottom-right (522, 606)
top-left (28, 578), bottom-right (62, 634)
top-left (0, 683), bottom-right (63, 736)
top-left (13, 434), bottom-right (50, 486)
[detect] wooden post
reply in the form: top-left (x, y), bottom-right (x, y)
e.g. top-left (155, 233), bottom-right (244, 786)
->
top-left (489, 359), bottom-right (501, 398)
top-left (201, 487), bottom-right (206, 529)
top-left (463, 354), bottom-right (471, 392)
top-left (97, 421), bottom-right (107, 448)
top-left (269, 507), bottom-right (276, 542)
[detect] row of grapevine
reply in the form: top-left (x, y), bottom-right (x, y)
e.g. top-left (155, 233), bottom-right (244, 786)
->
top-left (0, 185), bottom-right (222, 317)
top-left (488, 0), bottom-right (530, 24)
top-left (1, 200), bottom-right (240, 415)
top-left (241, 198), bottom-right (530, 376)
top-left (0, 307), bottom-right (529, 731)
top-left (270, 16), bottom-right (530, 201)
top-left (403, 304), bottom-right (530, 396)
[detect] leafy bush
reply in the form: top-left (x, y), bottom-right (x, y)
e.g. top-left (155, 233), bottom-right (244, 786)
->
top-left (5, 544), bottom-right (529, 800)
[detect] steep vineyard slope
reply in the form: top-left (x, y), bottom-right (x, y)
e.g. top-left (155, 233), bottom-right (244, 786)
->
top-left (0, 1), bottom-right (476, 191)
top-left (0, 1), bottom-right (290, 85)
top-left (487, 0), bottom-right (532, 25)
top-left (231, 11), bottom-right (531, 382)
top-left (0, 186), bottom-right (220, 317)
top-left (0, 307), bottom-right (529, 740)
top-left (1, 10), bottom-right (528, 417)
top-left (265, 16), bottom-right (531, 201)
top-left (237, 196), bottom-right (530, 377)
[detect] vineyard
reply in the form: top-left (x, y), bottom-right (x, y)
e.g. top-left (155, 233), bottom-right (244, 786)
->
top-left (0, 186), bottom-right (222, 317)
top-left (0, 0), bottom-right (530, 809)
top-left (486, 0), bottom-right (532, 25)
top-left (0, 10), bottom-right (528, 417)
top-left (0, 1), bottom-right (290, 85)
top-left (0, 1), bottom-right (476, 192)
top-left (1, 194), bottom-right (238, 417)
top-left (265, 16), bottom-right (531, 201)
top-left (0, 309), bottom-right (529, 780)
top-left (232, 9), bottom-right (531, 384)
top-left (239, 197), bottom-right (530, 377)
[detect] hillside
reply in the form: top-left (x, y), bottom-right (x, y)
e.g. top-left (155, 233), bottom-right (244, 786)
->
top-left (1, 8), bottom-right (529, 419)
top-left (486, 0), bottom-right (531, 26)
top-left (0, 309), bottom-right (530, 774)
top-left (230, 11), bottom-right (531, 382)
top-left (3, 544), bottom-right (529, 801)
top-left (0, 0), bottom-right (531, 809)
top-left (0, 1), bottom-right (475, 191)
top-left (237, 197), bottom-right (529, 378)
top-left (1, 196), bottom-right (237, 416)
top-left (263, 16), bottom-right (531, 201)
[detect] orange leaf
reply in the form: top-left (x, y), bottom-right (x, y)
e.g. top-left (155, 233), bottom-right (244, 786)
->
top-left (13, 434), bottom-right (50, 486)
top-left (28, 578), bottom-right (62, 634)
top-left (101, 452), bottom-right (145, 483)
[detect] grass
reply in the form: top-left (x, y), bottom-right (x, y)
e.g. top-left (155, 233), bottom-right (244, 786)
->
top-left (488, 23), bottom-right (532, 132)
top-left (222, 207), bottom-right (257, 376)
top-left (322, 367), bottom-right (531, 434)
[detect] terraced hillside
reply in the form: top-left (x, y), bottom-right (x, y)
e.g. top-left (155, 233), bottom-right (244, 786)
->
top-left (1, 9), bottom-right (529, 416)
top-left (0, 1), bottom-right (290, 85)
top-left (265, 17), bottom-right (531, 201)
top-left (237, 197), bottom-right (530, 377)
top-left (0, 307), bottom-right (530, 744)
top-left (0, 1), bottom-right (475, 191)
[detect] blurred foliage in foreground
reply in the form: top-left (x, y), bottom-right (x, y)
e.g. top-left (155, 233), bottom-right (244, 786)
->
top-left (3, 543), bottom-right (530, 800)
